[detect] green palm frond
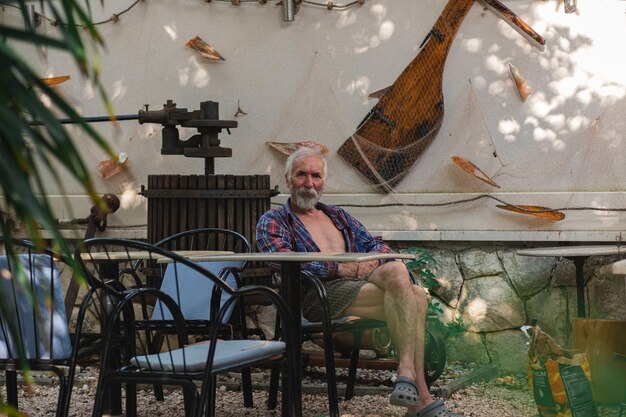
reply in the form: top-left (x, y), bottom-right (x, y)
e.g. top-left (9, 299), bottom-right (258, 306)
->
top-left (0, 0), bottom-right (114, 388)
top-left (1, 0), bottom-right (114, 246)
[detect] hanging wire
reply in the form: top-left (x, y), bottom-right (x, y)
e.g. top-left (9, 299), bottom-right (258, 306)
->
top-left (0, 0), bottom-right (146, 27)
top-left (93, 0), bottom-right (145, 25)
top-left (0, 0), bottom-right (366, 29)
top-left (207, 0), bottom-right (366, 10)
top-left (273, 194), bottom-right (626, 214)
top-left (301, 0), bottom-right (366, 11)
top-left (338, 194), bottom-right (626, 213)
top-left (0, 1), bottom-right (19, 9)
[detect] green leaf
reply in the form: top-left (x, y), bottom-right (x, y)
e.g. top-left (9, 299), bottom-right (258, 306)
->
top-left (0, 0), bottom-right (111, 392)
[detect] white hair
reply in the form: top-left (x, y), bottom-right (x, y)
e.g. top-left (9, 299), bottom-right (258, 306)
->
top-left (284, 147), bottom-right (327, 179)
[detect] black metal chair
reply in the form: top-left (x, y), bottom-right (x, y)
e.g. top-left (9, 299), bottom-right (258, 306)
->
top-left (139, 228), bottom-right (255, 407)
top-left (268, 269), bottom-right (446, 417)
top-left (148, 228), bottom-right (252, 339)
top-left (76, 238), bottom-right (301, 417)
top-left (0, 239), bottom-right (93, 417)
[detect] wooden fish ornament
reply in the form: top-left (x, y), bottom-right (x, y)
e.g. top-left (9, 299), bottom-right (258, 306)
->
top-left (496, 204), bottom-right (565, 221)
top-left (267, 141), bottom-right (329, 156)
top-left (368, 86), bottom-right (392, 99)
top-left (480, 0), bottom-right (545, 50)
top-left (508, 62), bottom-right (532, 102)
top-left (186, 36), bottom-right (225, 61)
top-left (41, 75), bottom-right (70, 86)
top-left (451, 155), bottom-right (500, 188)
top-left (98, 153), bottom-right (128, 179)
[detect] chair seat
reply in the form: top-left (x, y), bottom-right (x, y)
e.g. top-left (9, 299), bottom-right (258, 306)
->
top-left (130, 340), bottom-right (286, 373)
top-left (152, 261), bottom-right (241, 321)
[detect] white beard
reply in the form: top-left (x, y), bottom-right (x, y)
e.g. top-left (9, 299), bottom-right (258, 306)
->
top-left (291, 187), bottom-right (321, 210)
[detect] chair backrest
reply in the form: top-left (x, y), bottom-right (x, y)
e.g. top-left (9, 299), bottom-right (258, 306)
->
top-left (151, 228), bottom-right (251, 322)
top-left (154, 228), bottom-right (251, 255)
top-left (76, 238), bottom-right (239, 376)
top-left (76, 237), bottom-right (236, 307)
top-left (152, 261), bottom-right (241, 321)
top-left (0, 241), bottom-right (72, 360)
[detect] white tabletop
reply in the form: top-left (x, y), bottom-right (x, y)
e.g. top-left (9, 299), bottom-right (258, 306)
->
top-left (81, 250), bottom-right (234, 261)
top-left (185, 251), bottom-right (418, 263)
top-left (517, 245), bottom-right (626, 258)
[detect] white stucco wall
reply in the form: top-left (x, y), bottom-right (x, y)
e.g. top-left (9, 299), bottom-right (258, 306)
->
top-left (4, 0), bottom-right (626, 241)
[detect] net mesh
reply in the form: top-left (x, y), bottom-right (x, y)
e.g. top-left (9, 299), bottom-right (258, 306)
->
top-left (261, 0), bottom-right (626, 213)
top-left (563, 99), bottom-right (626, 193)
top-left (336, 0), bottom-right (475, 193)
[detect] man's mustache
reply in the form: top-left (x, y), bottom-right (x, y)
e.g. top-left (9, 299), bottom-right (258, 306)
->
top-left (296, 187), bottom-right (319, 197)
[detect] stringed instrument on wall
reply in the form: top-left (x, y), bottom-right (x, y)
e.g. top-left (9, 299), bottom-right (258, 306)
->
top-left (337, 0), bottom-right (545, 192)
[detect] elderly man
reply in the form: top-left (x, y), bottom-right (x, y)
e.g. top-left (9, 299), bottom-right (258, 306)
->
top-left (256, 147), bottom-right (460, 417)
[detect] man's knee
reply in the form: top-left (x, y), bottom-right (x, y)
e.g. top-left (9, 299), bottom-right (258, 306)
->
top-left (379, 261), bottom-right (412, 290)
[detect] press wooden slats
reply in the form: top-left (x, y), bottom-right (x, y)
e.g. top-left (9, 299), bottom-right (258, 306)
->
top-left (144, 174), bottom-right (272, 284)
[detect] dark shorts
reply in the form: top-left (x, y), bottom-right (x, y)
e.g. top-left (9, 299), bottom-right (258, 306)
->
top-left (301, 277), bottom-right (367, 322)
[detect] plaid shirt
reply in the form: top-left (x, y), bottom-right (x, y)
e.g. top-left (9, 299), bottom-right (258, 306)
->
top-left (256, 200), bottom-right (393, 278)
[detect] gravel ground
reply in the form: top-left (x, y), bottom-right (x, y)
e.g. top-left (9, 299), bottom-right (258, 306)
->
top-left (14, 379), bottom-right (539, 417)
top-left (9, 365), bottom-right (544, 417)
top-left (9, 360), bottom-right (624, 417)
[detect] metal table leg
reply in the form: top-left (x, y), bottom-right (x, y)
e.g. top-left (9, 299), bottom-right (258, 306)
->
top-left (568, 256), bottom-right (589, 318)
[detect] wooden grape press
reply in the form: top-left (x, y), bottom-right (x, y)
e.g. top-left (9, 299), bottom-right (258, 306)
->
top-left (138, 99), bottom-right (277, 284)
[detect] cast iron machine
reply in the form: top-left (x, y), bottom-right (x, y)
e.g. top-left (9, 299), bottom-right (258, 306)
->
top-left (138, 99), bottom-right (237, 175)
top-left (138, 99), bottom-right (275, 286)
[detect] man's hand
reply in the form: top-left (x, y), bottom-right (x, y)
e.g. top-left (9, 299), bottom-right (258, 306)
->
top-left (338, 260), bottom-right (379, 279)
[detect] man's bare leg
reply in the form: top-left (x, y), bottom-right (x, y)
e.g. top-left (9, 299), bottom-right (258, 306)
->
top-left (409, 284), bottom-right (432, 412)
top-left (344, 261), bottom-right (434, 412)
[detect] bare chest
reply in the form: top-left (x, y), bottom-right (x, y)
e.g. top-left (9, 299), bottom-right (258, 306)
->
top-left (298, 213), bottom-right (346, 252)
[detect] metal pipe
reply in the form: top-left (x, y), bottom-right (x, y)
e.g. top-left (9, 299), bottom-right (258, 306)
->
top-left (29, 114), bottom-right (139, 125)
top-left (283, 0), bottom-right (295, 22)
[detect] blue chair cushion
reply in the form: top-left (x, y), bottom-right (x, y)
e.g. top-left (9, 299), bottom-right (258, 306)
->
top-left (152, 261), bottom-right (241, 322)
top-left (129, 339), bottom-right (286, 372)
top-left (0, 254), bottom-right (71, 360)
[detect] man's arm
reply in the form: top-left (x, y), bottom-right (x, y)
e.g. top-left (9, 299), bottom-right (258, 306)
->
top-left (256, 211), bottom-right (293, 253)
top-left (331, 207), bottom-right (395, 279)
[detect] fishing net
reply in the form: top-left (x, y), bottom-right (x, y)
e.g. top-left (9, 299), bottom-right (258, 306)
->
top-left (337, 0), bottom-right (475, 193)
top-left (260, 0), bottom-right (626, 222)
top-left (263, 0), bottom-right (482, 196)
top-left (562, 99), bottom-right (626, 193)
top-left (262, 51), bottom-right (352, 165)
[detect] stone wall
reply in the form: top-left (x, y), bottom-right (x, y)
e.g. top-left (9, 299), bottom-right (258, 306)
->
top-left (398, 242), bottom-right (626, 374)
